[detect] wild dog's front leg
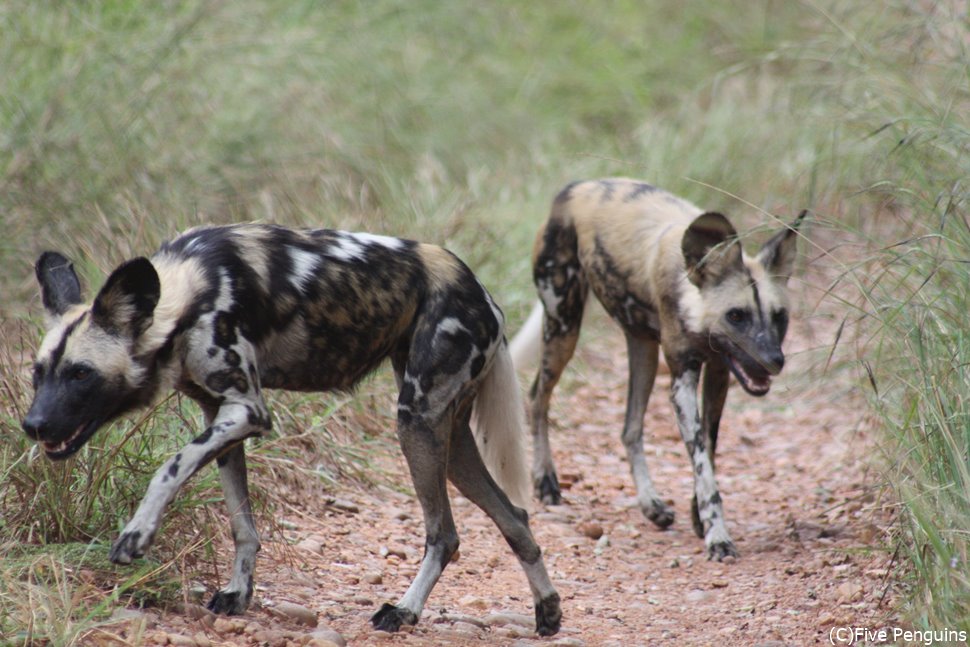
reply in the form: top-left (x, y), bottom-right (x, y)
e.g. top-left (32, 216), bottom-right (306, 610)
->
top-left (691, 360), bottom-right (730, 539)
top-left (207, 442), bottom-right (261, 614)
top-left (622, 333), bottom-right (674, 528)
top-left (109, 401), bottom-right (263, 566)
top-left (668, 361), bottom-right (738, 561)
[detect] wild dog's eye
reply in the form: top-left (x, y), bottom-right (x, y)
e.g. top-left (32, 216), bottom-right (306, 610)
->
top-left (726, 308), bottom-right (750, 325)
top-left (68, 366), bottom-right (92, 381)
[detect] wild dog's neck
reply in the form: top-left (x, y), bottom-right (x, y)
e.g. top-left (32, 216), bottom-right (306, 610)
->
top-left (136, 253), bottom-right (208, 357)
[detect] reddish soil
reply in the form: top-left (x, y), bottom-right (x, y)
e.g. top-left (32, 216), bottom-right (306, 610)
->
top-left (90, 289), bottom-right (898, 646)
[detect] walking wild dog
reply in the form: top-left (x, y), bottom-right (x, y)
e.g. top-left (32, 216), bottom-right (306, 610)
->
top-left (22, 224), bottom-right (561, 635)
top-left (511, 178), bottom-right (804, 560)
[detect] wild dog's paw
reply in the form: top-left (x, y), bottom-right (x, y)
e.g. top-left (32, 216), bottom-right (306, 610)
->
top-left (535, 473), bottom-right (562, 505)
top-left (109, 529), bottom-right (150, 564)
top-left (534, 592), bottom-right (562, 636)
top-left (642, 498), bottom-right (675, 529)
top-left (371, 603), bottom-right (418, 632)
top-left (690, 495), bottom-right (704, 538)
top-left (706, 540), bottom-right (739, 562)
top-left (207, 589), bottom-right (248, 615)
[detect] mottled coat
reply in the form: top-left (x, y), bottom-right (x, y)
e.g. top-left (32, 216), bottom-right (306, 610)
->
top-left (23, 224), bottom-right (561, 635)
top-left (511, 179), bottom-right (804, 560)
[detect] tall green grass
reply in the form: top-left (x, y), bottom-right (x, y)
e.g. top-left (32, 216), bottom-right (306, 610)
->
top-left (2, 0), bottom-right (969, 641)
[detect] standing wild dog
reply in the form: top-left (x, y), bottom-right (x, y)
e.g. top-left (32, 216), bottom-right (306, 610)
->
top-left (510, 178), bottom-right (804, 560)
top-left (21, 224), bottom-right (561, 636)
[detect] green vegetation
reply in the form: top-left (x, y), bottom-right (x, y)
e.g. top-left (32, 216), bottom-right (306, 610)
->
top-left (1, 0), bottom-right (968, 641)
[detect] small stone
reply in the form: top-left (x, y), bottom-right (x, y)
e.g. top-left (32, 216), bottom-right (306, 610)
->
top-left (484, 612), bottom-right (534, 628)
top-left (212, 617), bottom-right (246, 634)
top-left (594, 534), bottom-right (610, 554)
top-left (486, 554), bottom-right (501, 568)
top-left (685, 589), bottom-right (711, 603)
top-left (251, 629), bottom-right (287, 647)
top-left (192, 633), bottom-right (211, 647)
top-left (552, 638), bottom-right (585, 647)
top-left (669, 558), bottom-right (680, 568)
top-left (452, 620), bottom-right (483, 634)
top-left (269, 601), bottom-right (318, 627)
top-left (297, 538), bottom-right (323, 554)
top-left (330, 498), bottom-right (360, 514)
top-left (306, 628), bottom-right (347, 647)
top-left (458, 595), bottom-right (489, 610)
top-left (165, 635), bottom-right (198, 647)
top-left (391, 509), bottom-right (412, 521)
top-left (441, 613), bottom-right (487, 628)
top-left (578, 521), bottom-right (604, 540)
top-left (711, 580), bottom-right (729, 588)
top-left (363, 572), bottom-right (383, 585)
top-left (836, 581), bottom-right (863, 604)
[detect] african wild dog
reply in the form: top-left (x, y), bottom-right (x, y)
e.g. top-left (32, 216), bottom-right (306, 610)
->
top-left (510, 178), bottom-right (804, 560)
top-left (21, 224), bottom-right (561, 635)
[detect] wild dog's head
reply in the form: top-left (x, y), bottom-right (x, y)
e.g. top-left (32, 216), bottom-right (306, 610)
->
top-left (682, 211), bottom-right (806, 396)
top-left (22, 252), bottom-right (161, 459)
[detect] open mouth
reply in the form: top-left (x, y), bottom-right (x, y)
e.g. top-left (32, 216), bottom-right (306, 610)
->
top-left (41, 420), bottom-right (99, 459)
top-left (726, 354), bottom-right (772, 396)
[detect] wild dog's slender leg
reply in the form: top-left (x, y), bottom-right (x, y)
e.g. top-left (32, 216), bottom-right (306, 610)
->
top-left (371, 404), bottom-right (458, 632)
top-left (446, 415), bottom-right (561, 636)
top-left (110, 336), bottom-right (271, 573)
top-left (691, 359), bottom-right (730, 539)
top-left (529, 321), bottom-right (583, 505)
top-left (109, 398), bottom-right (268, 565)
top-left (208, 443), bottom-right (261, 613)
top-left (622, 333), bottom-right (675, 528)
top-left (667, 359), bottom-right (737, 561)
top-left (371, 311), bottom-right (471, 632)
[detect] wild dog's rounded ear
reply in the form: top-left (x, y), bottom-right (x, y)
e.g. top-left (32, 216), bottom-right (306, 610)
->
top-left (91, 257), bottom-right (160, 338)
top-left (757, 210), bottom-right (807, 284)
top-left (682, 212), bottom-right (743, 288)
top-left (35, 251), bottom-right (83, 316)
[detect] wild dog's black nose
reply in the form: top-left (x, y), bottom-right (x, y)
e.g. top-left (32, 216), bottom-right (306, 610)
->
top-left (22, 412), bottom-right (46, 440)
top-left (767, 351), bottom-right (785, 375)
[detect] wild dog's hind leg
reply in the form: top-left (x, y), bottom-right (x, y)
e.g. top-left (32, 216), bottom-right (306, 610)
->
top-left (622, 333), bottom-right (675, 528)
top-left (668, 360), bottom-right (737, 561)
top-left (691, 360), bottom-right (730, 539)
top-left (530, 217), bottom-right (588, 504)
top-left (447, 415), bottom-right (561, 636)
top-left (371, 315), bottom-right (470, 631)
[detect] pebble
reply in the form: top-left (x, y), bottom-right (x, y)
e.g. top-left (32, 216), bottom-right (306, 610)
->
top-left (458, 594), bottom-right (489, 609)
top-left (269, 601), bottom-right (318, 627)
top-left (685, 589), bottom-right (712, 603)
top-left (297, 537), bottom-right (324, 554)
top-left (484, 611), bottom-right (534, 628)
top-left (441, 613), bottom-right (487, 628)
top-left (330, 498), bottom-right (360, 513)
top-left (363, 571), bottom-right (383, 585)
top-left (578, 521), bottom-right (604, 540)
top-left (553, 638), bottom-right (586, 647)
top-left (306, 628), bottom-right (347, 647)
top-left (165, 635), bottom-right (198, 647)
top-left (212, 617), bottom-right (246, 634)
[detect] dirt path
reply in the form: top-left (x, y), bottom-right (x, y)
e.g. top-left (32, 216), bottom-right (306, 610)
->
top-left (102, 304), bottom-right (895, 647)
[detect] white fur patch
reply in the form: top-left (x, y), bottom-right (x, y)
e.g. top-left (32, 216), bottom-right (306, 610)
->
top-left (287, 246), bottom-right (319, 291)
top-left (328, 232), bottom-right (404, 262)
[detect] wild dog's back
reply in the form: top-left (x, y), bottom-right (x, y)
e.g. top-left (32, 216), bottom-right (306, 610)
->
top-left (535, 178), bottom-right (704, 337)
top-left (153, 224), bottom-right (482, 393)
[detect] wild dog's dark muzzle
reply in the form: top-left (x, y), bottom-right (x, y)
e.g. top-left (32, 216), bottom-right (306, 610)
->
top-left (21, 389), bottom-right (102, 460)
top-left (720, 330), bottom-right (785, 397)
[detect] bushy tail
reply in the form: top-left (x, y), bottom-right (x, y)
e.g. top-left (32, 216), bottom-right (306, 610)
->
top-left (472, 341), bottom-right (531, 510)
top-left (508, 300), bottom-right (544, 373)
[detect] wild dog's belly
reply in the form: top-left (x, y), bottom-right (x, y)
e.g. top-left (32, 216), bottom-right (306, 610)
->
top-left (256, 316), bottom-right (409, 392)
